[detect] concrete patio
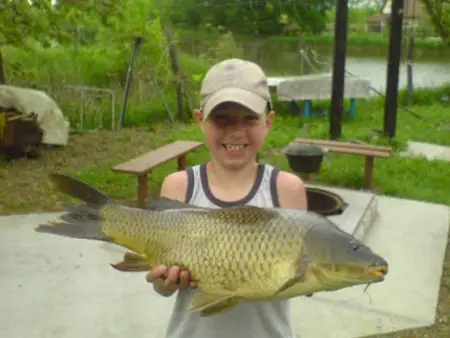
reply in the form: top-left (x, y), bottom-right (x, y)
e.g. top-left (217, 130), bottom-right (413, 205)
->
top-left (0, 186), bottom-right (448, 338)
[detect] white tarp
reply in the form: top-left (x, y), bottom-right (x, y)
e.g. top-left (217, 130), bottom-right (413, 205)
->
top-left (0, 85), bottom-right (70, 146)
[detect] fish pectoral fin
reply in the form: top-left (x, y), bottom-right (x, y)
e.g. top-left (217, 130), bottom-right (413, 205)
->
top-left (199, 297), bottom-right (239, 317)
top-left (273, 255), bottom-right (311, 296)
top-left (275, 275), bottom-right (305, 295)
top-left (189, 291), bottom-right (238, 317)
top-left (110, 252), bottom-right (152, 272)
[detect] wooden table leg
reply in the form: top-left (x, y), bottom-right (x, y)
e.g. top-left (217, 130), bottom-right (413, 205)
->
top-left (177, 155), bottom-right (187, 170)
top-left (364, 156), bottom-right (374, 190)
top-left (137, 174), bottom-right (148, 208)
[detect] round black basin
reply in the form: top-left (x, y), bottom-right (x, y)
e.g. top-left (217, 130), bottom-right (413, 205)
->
top-left (306, 187), bottom-right (347, 216)
top-left (283, 144), bottom-right (327, 174)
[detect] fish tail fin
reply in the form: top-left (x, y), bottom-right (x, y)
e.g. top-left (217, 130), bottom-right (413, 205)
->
top-left (34, 173), bottom-right (111, 241)
top-left (49, 173), bottom-right (110, 206)
top-left (35, 212), bottom-right (109, 241)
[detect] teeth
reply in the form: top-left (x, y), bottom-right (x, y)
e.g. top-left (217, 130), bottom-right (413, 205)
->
top-left (225, 144), bottom-right (245, 151)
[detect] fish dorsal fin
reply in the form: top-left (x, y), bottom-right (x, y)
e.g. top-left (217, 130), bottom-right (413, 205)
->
top-left (146, 197), bottom-right (208, 211)
top-left (210, 205), bottom-right (280, 225)
top-left (189, 291), bottom-right (238, 317)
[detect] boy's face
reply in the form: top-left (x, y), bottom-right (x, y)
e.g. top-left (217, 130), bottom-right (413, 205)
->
top-left (194, 102), bottom-right (274, 170)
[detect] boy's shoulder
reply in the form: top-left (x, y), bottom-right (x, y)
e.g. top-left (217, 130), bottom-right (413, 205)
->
top-left (274, 168), bottom-right (306, 194)
top-left (160, 170), bottom-right (189, 201)
top-left (272, 168), bottom-right (307, 209)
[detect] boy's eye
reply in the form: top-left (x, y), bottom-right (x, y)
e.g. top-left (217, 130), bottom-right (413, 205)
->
top-left (244, 115), bottom-right (260, 122)
top-left (212, 116), bottom-right (231, 125)
top-left (211, 115), bottom-right (260, 126)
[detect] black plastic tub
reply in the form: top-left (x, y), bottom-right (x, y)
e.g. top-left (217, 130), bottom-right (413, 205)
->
top-left (283, 143), bottom-right (327, 174)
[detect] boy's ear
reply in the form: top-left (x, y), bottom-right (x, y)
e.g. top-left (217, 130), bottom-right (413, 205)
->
top-left (193, 109), bottom-right (203, 121)
top-left (193, 109), bottom-right (204, 129)
top-left (265, 111), bottom-right (275, 129)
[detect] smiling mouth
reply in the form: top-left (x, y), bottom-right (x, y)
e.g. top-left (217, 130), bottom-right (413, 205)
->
top-left (222, 144), bottom-right (248, 151)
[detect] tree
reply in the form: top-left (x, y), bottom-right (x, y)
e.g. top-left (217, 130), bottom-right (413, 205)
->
top-left (421, 0), bottom-right (450, 46)
top-left (0, 1), bottom-right (169, 82)
top-left (171, 0), bottom-right (335, 35)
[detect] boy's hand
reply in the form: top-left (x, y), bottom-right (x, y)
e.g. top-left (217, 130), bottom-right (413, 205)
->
top-left (146, 265), bottom-right (196, 296)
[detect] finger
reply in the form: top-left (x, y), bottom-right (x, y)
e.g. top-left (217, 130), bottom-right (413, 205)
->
top-left (164, 266), bottom-right (180, 287)
top-left (189, 281), bottom-right (197, 289)
top-left (178, 270), bottom-right (190, 289)
top-left (146, 265), bottom-right (167, 283)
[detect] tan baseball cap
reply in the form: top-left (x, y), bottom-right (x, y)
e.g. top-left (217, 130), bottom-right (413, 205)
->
top-left (199, 58), bottom-right (273, 119)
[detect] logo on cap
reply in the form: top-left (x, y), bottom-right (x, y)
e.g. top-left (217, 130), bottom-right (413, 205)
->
top-left (224, 62), bottom-right (235, 71)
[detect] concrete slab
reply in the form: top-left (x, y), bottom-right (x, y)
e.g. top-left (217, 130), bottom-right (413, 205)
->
top-left (400, 140), bottom-right (450, 162)
top-left (1, 192), bottom-right (448, 338)
top-left (289, 196), bottom-right (450, 338)
top-left (306, 183), bottom-right (378, 240)
top-left (0, 212), bottom-right (176, 338)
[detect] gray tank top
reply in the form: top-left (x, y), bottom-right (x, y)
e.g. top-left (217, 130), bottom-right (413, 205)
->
top-left (164, 163), bottom-right (295, 338)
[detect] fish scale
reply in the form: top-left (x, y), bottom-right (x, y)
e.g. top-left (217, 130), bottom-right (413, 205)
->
top-left (35, 173), bottom-right (389, 317)
top-left (100, 205), bottom-right (307, 295)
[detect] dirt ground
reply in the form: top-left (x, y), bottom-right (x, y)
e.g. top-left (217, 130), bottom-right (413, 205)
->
top-left (0, 128), bottom-right (178, 214)
top-left (0, 129), bottom-right (448, 338)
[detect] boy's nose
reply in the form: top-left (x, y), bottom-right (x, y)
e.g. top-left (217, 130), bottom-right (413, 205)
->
top-left (228, 119), bottom-right (249, 129)
top-left (226, 124), bottom-right (247, 135)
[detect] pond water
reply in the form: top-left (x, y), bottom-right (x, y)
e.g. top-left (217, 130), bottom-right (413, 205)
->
top-left (243, 43), bottom-right (450, 94)
top-left (181, 38), bottom-right (450, 94)
top-left (340, 57), bottom-right (450, 93)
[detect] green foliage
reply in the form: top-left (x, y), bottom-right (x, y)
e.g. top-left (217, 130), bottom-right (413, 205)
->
top-left (0, 0), bottom-right (213, 130)
top-left (170, 0), bottom-right (334, 36)
top-left (421, 0), bottom-right (450, 46)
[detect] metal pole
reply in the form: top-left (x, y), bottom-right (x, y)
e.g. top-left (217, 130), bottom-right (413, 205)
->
top-left (329, 0), bottom-right (349, 140)
top-left (405, 0), bottom-right (417, 106)
top-left (383, 0), bottom-right (404, 138)
top-left (118, 36), bottom-right (143, 130)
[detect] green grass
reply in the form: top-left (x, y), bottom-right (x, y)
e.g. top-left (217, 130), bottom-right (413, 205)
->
top-left (269, 32), bottom-right (447, 49)
top-left (79, 97), bottom-right (449, 207)
top-left (179, 29), bottom-right (448, 49)
top-left (2, 85), bottom-right (449, 213)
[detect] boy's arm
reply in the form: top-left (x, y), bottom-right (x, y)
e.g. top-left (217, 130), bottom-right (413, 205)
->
top-left (276, 171), bottom-right (308, 209)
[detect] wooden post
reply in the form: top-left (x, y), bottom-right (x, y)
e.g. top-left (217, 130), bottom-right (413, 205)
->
top-left (137, 174), bottom-right (148, 208)
top-left (383, 0), bottom-right (404, 138)
top-left (0, 49), bottom-right (5, 85)
top-left (364, 156), bottom-right (374, 190)
top-left (177, 155), bottom-right (187, 170)
top-left (330, 0), bottom-right (349, 140)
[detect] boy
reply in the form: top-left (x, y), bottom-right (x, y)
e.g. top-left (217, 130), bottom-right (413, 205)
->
top-left (146, 58), bottom-right (307, 337)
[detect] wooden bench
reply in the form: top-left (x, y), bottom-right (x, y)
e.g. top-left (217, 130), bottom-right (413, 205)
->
top-left (112, 140), bottom-right (204, 207)
top-left (291, 138), bottom-right (393, 190)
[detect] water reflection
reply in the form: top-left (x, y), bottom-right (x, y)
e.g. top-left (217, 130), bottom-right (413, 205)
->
top-left (345, 57), bottom-right (450, 93)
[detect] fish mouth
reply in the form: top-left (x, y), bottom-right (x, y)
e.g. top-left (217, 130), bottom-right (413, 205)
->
top-left (366, 266), bottom-right (388, 281)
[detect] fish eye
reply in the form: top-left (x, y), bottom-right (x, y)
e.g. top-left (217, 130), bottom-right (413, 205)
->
top-left (349, 240), bottom-right (359, 251)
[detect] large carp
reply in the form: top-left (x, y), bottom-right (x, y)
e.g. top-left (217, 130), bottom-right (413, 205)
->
top-left (35, 173), bottom-right (388, 316)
